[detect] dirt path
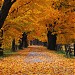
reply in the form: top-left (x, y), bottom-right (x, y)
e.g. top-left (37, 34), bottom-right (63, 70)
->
top-left (0, 46), bottom-right (75, 75)
top-left (24, 46), bottom-right (55, 63)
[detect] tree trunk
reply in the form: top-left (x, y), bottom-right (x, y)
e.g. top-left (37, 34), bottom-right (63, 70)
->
top-left (18, 39), bottom-right (23, 49)
top-left (0, 29), bottom-right (3, 56)
top-left (0, 0), bottom-right (16, 55)
top-left (12, 39), bottom-right (16, 52)
top-left (30, 40), bottom-right (32, 45)
top-left (0, 0), bottom-right (16, 29)
top-left (22, 32), bottom-right (28, 48)
top-left (47, 31), bottom-right (57, 50)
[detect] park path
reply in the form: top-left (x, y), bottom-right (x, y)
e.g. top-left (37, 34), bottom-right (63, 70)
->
top-left (24, 46), bottom-right (56, 63)
top-left (0, 46), bottom-right (75, 75)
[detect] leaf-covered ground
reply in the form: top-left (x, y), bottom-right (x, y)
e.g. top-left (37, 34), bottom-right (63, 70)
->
top-left (0, 46), bottom-right (75, 75)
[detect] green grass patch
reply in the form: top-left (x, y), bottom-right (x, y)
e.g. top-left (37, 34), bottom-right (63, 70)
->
top-left (0, 50), bottom-right (17, 59)
top-left (3, 50), bottom-right (17, 57)
top-left (4, 50), bottom-right (16, 54)
top-left (56, 50), bottom-right (65, 54)
top-left (56, 50), bottom-right (75, 58)
top-left (0, 55), bottom-right (4, 59)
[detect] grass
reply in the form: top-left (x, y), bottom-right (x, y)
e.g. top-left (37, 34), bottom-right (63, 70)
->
top-left (4, 50), bottom-right (16, 54)
top-left (0, 50), bottom-right (17, 58)
top-left (0, 56), bottom-right (4, 59)
top-left (56, 50), bottom-right (75, 58)
top-left (56, 50), bottom-right (65, 54)
top-left (4, 50), bottom-right (17, 56)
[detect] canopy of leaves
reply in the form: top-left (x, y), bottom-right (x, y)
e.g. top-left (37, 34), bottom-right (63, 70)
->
top-left (1, 0), bottom-right (75, 48)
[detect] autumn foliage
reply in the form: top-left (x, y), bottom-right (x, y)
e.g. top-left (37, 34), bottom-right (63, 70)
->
top-left (0, 0), bottom-right (75, 49)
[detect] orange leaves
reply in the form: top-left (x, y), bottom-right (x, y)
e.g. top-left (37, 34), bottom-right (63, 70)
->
top-left (0, 1), bottom-right (3, 7)
top-left (2, 0), bottom-right (75, 46)
top-left (0, 46), bottom-right (74, 75)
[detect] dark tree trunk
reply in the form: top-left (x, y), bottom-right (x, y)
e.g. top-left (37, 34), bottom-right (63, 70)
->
top-left (15, 45), bottom-right (18, 51)
top-left (18, 40), bottom-right (23, 49)
top-left (47, 31), bottom-right (57, 50)
top-left (0, 0), bottom-right (16, 55)
top-left (0, 29), bottom-right (3, 56)
top-left (12, 39), bottom-right (16, 52)
top-left (74, 43), bottom-right (75, 56)
top-left (22, 32), bottom-right (28, 48)
top-left (0, 0), bottom-right (16, 29)
top-left (30, 40), bottom-right (33, 45)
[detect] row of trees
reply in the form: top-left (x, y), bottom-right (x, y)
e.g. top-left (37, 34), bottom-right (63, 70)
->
top-left (0, 0), bottom-right (75, 56)
top-left (12, 32), bottom-right (28, 52)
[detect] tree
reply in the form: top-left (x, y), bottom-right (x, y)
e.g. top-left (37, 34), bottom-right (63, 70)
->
top-left (22, 32), bottom-right (28, 48)
top-left (1, 0), bottom-right (75, 53)
top-left (0, 0), bottom-right (16, 55)
top-left (0, 0), bottom-right (16, 29)
top-left (12, 38), bottom-right (16, 52)
top-left (47, 31), bottom-right (57, 50)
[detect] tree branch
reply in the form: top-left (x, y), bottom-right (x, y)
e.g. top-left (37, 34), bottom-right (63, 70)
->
top-left (11, 0), bottom-right (16, 4)
top-left (10, 1), bottom-right (32, 13)
top-left (0, 0), bottom-right (16, 29)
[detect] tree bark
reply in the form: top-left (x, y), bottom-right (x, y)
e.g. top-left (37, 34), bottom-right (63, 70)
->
top-left (0, 29), bottom-right (3, 56)
top-left (18, 39), bottom-right (23, 49)
top-left (47, 31), bottom-right (57, 50)
top-left (0, 0), bottom-right (16, 29)
top-left (22, 32), bottom-right (28, 48)
top-left (12, 39), bottom-right (16, 52)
